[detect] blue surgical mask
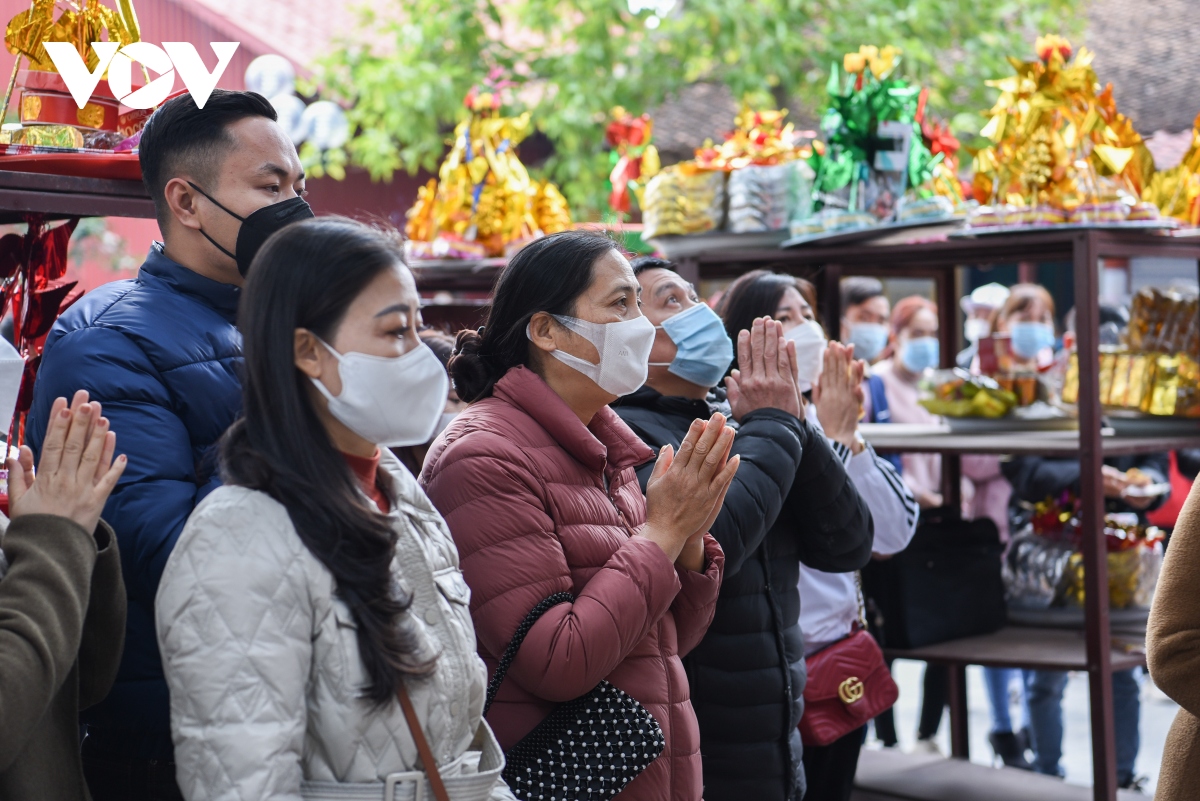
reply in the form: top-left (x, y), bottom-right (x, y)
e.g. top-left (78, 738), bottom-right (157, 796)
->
top-left (1010, 321), bottom-right (1055, 360)
top-left (847, 322), bottom-right (889, 362)
top-left (649, 302), bottom-right (734, 389)
top-left (900, 336), bottom-right (940, 373)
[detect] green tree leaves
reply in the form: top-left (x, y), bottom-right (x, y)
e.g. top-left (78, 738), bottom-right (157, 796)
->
top-left (309, 0), bottom-right (1079, 217)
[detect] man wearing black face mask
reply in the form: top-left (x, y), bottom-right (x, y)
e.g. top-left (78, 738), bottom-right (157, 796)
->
top-left (26, 90), bottom-right (312, 801)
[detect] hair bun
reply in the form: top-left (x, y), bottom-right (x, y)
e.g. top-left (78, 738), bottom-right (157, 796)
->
top-left (448, 328), bottom-right (492, 403)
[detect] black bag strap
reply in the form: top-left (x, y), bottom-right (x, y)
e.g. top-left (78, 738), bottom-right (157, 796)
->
top-left (483, 591), bottom-right (574, 715)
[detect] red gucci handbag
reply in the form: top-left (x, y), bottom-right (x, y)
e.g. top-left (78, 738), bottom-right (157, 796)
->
top-left (799, 578), bottom-right (899, 747)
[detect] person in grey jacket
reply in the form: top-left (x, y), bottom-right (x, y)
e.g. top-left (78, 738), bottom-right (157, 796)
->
top-left (0, 390), bottom-right (127, 800)
top-left (156, 219), bottom-right (514, 801)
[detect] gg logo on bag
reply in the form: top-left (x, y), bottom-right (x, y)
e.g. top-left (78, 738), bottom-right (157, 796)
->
top-left (838, 676), bottom-right (865, 704)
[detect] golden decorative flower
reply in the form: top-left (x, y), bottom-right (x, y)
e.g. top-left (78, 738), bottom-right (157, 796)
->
top-left (843, 53), bottom-right (866, 75)
top-left (76, 102), bottom-right (105, 130)
top-left (20, 94), bottom-right (40, 121)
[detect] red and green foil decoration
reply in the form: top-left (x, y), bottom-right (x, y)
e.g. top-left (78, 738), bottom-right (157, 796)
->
top-left (807, 45), bottom-right (942, 209)
top-left (606, 107), bottom-right (660, 216)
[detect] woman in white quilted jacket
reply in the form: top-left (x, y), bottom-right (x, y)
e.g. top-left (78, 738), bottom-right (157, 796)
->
top-left (156, 218), bottom-right (516, 801)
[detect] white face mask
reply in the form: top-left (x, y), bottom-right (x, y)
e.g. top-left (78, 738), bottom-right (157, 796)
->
top-left (784, 319), bottom-right (827, 393)
top-left (310, 339), bottom-right (450, 448)
top-left (965, 317), bottom-right (991, 344)
top-left (533, 313), bottom-right (656, 397)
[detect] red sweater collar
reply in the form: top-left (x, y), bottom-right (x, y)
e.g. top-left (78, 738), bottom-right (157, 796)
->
top-left (341, 449), bottom-right (389, 514)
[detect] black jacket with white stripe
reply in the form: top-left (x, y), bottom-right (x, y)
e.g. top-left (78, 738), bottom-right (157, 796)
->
top-left (612, 386), bottom-right (874, 801)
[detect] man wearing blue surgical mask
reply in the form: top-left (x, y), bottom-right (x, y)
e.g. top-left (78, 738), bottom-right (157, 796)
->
top-left (840, 277), bottom-right (892, 365)
top-left (612, 259), bottom-right (873, 801)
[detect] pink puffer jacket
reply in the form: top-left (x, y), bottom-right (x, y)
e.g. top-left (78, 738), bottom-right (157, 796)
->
top-left (421, 366), bottom-right (724, 801)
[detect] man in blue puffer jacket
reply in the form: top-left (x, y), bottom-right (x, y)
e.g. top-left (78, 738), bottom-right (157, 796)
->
top-left (27, 90), bottom-right (312, 801)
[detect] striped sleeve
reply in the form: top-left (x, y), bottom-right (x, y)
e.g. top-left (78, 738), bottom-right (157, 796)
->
top-left (846, 442), bottom-right (920, 555)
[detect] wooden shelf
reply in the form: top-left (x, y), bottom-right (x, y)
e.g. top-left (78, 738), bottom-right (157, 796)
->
top-left (883, 626), bottom-right (1145, 673)
top-left (408, 258), bottom-right (505, 293)
top-left (684, 226), bottom-right (1200, 273)
top-left (683, 228), bottom-right (1197, 800)
top-left (0, 169), bottom-right (154, 222)
top-left (861, 423), bottom-right (1200, 456)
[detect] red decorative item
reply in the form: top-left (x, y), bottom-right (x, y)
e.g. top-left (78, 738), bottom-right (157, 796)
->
top-left (1146, 451), bottom-right (1192, 529)
top-left (605, 108), bottom-right (658, 215)
top-left (800, 627), bottom-right (899, 747)
top-left (0, 152), bottom-right (142, 181)
top-left (0, 214), bottom-right (82, 445)
top-left (17, 70), bottom-right (136, 101)
top-left (19, 90), bottom-right (121, 131)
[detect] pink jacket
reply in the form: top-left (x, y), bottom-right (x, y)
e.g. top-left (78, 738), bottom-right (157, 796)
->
top-left (420, 366), bottom-right (724, 801)
top-left (962, 455), bottom-right (1012, 542)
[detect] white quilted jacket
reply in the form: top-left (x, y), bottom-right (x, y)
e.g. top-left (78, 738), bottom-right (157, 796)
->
top-left (156, 451), bottom-right (516, 801)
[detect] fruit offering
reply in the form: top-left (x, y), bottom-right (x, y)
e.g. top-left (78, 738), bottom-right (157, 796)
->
top-left (919, 370), bottom-right (1018, 418)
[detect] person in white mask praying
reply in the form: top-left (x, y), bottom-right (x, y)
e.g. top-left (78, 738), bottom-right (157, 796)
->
top-left (612, 262), bottom-right (874, 801)
top-left (709, 269), bottom-right (915, 800)
top-left (422, 231), bottom-right (739, 801)
top-left (156, 218), bottom-right (518, 801)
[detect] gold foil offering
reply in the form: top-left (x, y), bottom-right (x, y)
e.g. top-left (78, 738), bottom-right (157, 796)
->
top-left (76, 102), bottom-right (105, 129)
top-left (5, 0), bottom-right (142, 73)
top-left (404, 79), bottom-right (572, 259)
top-left (1125, 354), bottom-right (1155, 412)
top-left (1098, 351), bottom-right (1115, 406)
top-left (642, 164), bottom-right (727, 239)
top-left (1062, 353), bottom-right (1079, 405)
top-left (13, 123), bottom-right (82, 148)
top-left (20, 93), bottom-right (40, 121)
top-left (1109, 353), bottom-right (1132, 408)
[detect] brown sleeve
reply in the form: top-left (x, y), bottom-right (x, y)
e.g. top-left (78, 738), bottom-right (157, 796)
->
top-left (78, 520), bottom-right (126, 709)
top-left (1149, 481), bottom-right (1200, 715)
top-left (0, 514), bottom-right (97, 772)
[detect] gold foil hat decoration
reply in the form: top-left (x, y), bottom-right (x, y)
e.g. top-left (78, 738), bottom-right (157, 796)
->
top-left (971, 35), bottom-right (1154, 210)
top-left (405, 72), bottom-right (572, 259)
top-left (6, 0), bottom-right (141, 72)
top-left (3, 0), bottom-right (143, 130)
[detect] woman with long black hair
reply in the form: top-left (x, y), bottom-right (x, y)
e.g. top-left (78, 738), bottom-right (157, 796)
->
top-left (156, 218), bottom-right (515, 801)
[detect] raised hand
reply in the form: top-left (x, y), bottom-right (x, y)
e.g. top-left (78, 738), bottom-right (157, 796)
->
top-left (8, 390), bottom-right (126, 534)
top-left (726, 318), bottom-right (803, 421)
top-left (643, 412), bottom-right (741, 564)
top-left (814, 341), bottom-right (863, 450)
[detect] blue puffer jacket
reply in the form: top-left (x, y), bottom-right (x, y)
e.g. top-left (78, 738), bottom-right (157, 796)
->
top-left (27, 244), bottom-right (242, 760)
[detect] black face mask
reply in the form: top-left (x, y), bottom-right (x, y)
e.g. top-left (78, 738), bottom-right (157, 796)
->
top-left (188, 181), bottom-right (315, 277)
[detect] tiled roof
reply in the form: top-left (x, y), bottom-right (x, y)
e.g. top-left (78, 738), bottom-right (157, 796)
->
top-left (649, 0), bottom-right (1200, 159)
top-left (648, 82), bottom-right (739, 164)
top-left (184, 0), bottom-right (363, 69)
top-left (1083, 0), bottom-right (1200, 134)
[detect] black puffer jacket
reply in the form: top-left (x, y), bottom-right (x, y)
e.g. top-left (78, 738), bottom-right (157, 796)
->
top-left (613, 386), bottom-right (874, 801)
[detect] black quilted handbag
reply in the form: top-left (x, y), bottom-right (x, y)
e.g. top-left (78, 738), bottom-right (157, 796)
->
top-left (483, 592), bottom-right (666, 801)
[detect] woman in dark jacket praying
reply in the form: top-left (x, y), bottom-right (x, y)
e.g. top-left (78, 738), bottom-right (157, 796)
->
top-left (613, 261), bottom-right (874, 800)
